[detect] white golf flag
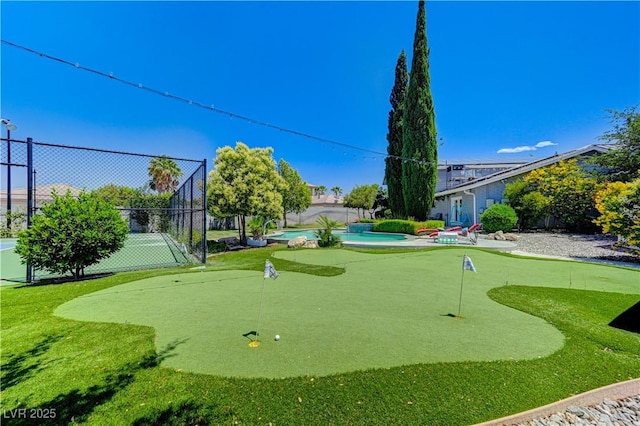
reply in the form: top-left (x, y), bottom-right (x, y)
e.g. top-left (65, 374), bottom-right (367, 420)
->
top-left (264, 260), bottom-right (279, 280)
top-left (462, 255), bottom-right (477, 273)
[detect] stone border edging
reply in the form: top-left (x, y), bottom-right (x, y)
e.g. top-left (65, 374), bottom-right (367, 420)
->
top-left (473, 378), bottom-right (640, 426)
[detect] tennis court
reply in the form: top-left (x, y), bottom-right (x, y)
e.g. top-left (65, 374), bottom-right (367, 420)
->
top-left (0, 233), bottom-right (191, 283)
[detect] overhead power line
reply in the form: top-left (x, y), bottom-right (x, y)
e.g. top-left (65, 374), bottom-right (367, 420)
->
top-left (2, 39), bottom-right (440, 166)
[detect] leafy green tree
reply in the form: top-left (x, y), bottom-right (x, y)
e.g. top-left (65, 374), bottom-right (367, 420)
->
top-left (148, 155), bottom-right (184, 194)
top-left (504, 180), bottom-right (549, 230)
top-left (129, 192), bottom-right (172, 233)
top-left (92, 184), bottom-right (141, 207)
top-left (343, 184), bottom-right (379, 218)
top-left (594, 178), bottom-right (640, 245)
top-left (526, 159), bottom-right (599, 231)
top-left (0, 207), bottom-right (26, 238)
top-left (15, 191), bottom-right (128, 279)
top-left (385, 50), bottom-right (408, 219)
top-left (590, 105), bottom-right (640, 182)
top-left (402, 0), bottom-right (438, 221)
top-left (278, 159), bottom-right (312, 227)
top-left (207, 142), bottom-right (287, 243)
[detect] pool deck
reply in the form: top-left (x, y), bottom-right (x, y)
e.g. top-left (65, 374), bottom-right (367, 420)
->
top-left (341, 235), bottom-right (517, 251)
top-left (269, 231), bottom-right (517, 252)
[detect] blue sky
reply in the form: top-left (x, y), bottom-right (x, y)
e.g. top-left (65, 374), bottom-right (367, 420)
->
top-left (1, 1), bottom-right (638, 193)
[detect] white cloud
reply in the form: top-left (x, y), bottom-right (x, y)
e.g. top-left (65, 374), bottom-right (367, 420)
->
top-left (534, 140), bottom-right (557, 148)
top-left (497, 140), bottom-right (557, 154)
top-left (497, 146), bottom-right (537, 154)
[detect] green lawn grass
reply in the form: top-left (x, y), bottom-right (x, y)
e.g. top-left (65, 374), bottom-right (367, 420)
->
top-left (1, 247), bottom-right (639, 425)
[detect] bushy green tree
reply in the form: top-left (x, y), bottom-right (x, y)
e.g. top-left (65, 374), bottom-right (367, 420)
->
top-left (343, 184), bottom-right (379, 218)
top-left (402, 0), bottom-right (438, 221)
top-left (129, 192), bottom-right (172, 233)
top-left (590, 105), bottom-right (640, 182)
top-left (385, 50), bottom-right (408, 219)
top-left (207, 142), bottom-right (287, 243)
top-left (594, 178), bottom-right (640, 246)
top-left (0, 207), bottom-right (27, 238)
top-left (278, 159), bottom-right (311, 228)
top-left (526, 159), bottom-right (599, 231)
top-left (479, 203), bottom-right (518, 233)
top-left (15, 191), bottom-right (128, 279)
top-left (504, 180), bottom-right (549, 230)
top-left (92, 184), bottom-right (141, 207)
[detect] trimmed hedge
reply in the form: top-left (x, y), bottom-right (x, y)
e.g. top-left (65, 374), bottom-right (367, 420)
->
top-left (373, 219), bottom-right (445, 235)
top-left (480, 204), bottom-right (518, 233)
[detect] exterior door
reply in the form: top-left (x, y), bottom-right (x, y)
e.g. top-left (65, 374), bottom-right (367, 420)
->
top-left (450, 197), bottom-right (462, 225)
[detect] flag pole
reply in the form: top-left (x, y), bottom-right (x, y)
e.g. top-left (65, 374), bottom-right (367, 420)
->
top-left (253, 275), bottom-right (267, 345)
top-left (457, 254), bottom-right (466, 318)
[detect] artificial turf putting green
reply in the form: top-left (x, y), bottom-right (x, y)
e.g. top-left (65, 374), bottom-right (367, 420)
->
top-left (54, 249), bottom-right (639, 379)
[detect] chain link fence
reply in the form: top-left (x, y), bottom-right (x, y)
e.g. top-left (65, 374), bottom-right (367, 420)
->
top-left (1, 137), bottom-right (206, 282)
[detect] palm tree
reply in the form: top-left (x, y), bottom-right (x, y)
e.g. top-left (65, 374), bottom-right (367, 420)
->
top-left (331, 186), bottom-right (343, 197)
top-left (148, 155), bottom-right (184, 194)
top-left (315, 185), bottom-right (327, 198)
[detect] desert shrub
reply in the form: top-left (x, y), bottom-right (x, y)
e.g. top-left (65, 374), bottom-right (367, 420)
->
top-left (15, 190), bottom-right (128, 279)
top-left (314, 215), bottom-right (342, 247)
top-left (480, 204), bottom-right (518, 233)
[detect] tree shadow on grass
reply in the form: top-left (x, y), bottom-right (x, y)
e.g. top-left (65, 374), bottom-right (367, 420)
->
top-left (131, 401), bottom-right (219, 426)
top-left (609, 300), bottom-right (640, 334)
top-left (4, 339), bottom-right (189, 425)
top-left (13, 273), bottom-right (115, 289)
top-left (1, 334), bottom-right (63, 390)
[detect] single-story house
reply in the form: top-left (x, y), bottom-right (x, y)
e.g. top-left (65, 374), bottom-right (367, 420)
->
top-left (430, 144), bottom-right (612, 228)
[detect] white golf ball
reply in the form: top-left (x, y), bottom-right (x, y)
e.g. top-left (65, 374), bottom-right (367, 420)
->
top-left (274, 334), bottom-right (280, 341)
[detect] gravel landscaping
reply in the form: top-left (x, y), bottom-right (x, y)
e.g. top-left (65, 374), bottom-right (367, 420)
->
top-left (512, 232), bottom-right (639, 266)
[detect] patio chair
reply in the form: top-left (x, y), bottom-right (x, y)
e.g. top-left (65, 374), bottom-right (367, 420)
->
top-left (417, 226), bottom-right (463, 241)
top-left (458, 223), bottom-right (481, 245)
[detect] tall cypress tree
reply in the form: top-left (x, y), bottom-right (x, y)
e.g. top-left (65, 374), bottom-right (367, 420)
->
top-left (402, 0), bottom-right (438, 221)
top-left (385, 50), bottom-right (408, 219)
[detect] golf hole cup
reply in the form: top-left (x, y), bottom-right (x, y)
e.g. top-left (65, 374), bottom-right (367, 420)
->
top-left (274, 334), bottom-right (280, 341)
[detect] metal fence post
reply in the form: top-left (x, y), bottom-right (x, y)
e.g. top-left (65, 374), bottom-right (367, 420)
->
top-left (202, 159), bottom-right (207, 262)
top-left (26, 137), bottom-right (33, 283)
top-left (6, 128), bottom-right (11, 229)
top-left (189, 176), bottom-right (194, 251)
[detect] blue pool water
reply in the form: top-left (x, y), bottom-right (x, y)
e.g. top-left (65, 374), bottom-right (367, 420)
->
top-left (270, 230), bottom-right (406, 242)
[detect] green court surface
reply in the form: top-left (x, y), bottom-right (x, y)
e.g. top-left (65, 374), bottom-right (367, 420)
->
top-left (54, 249), bottom-right (640, 379)
top-left (1, 233), bottom-right (189, 283)
top-left (0, 239), bottom-right (24, 283)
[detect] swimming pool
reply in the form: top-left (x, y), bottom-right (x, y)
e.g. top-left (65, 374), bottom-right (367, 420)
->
top-left (269, 229), bottom-right (407, 243)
